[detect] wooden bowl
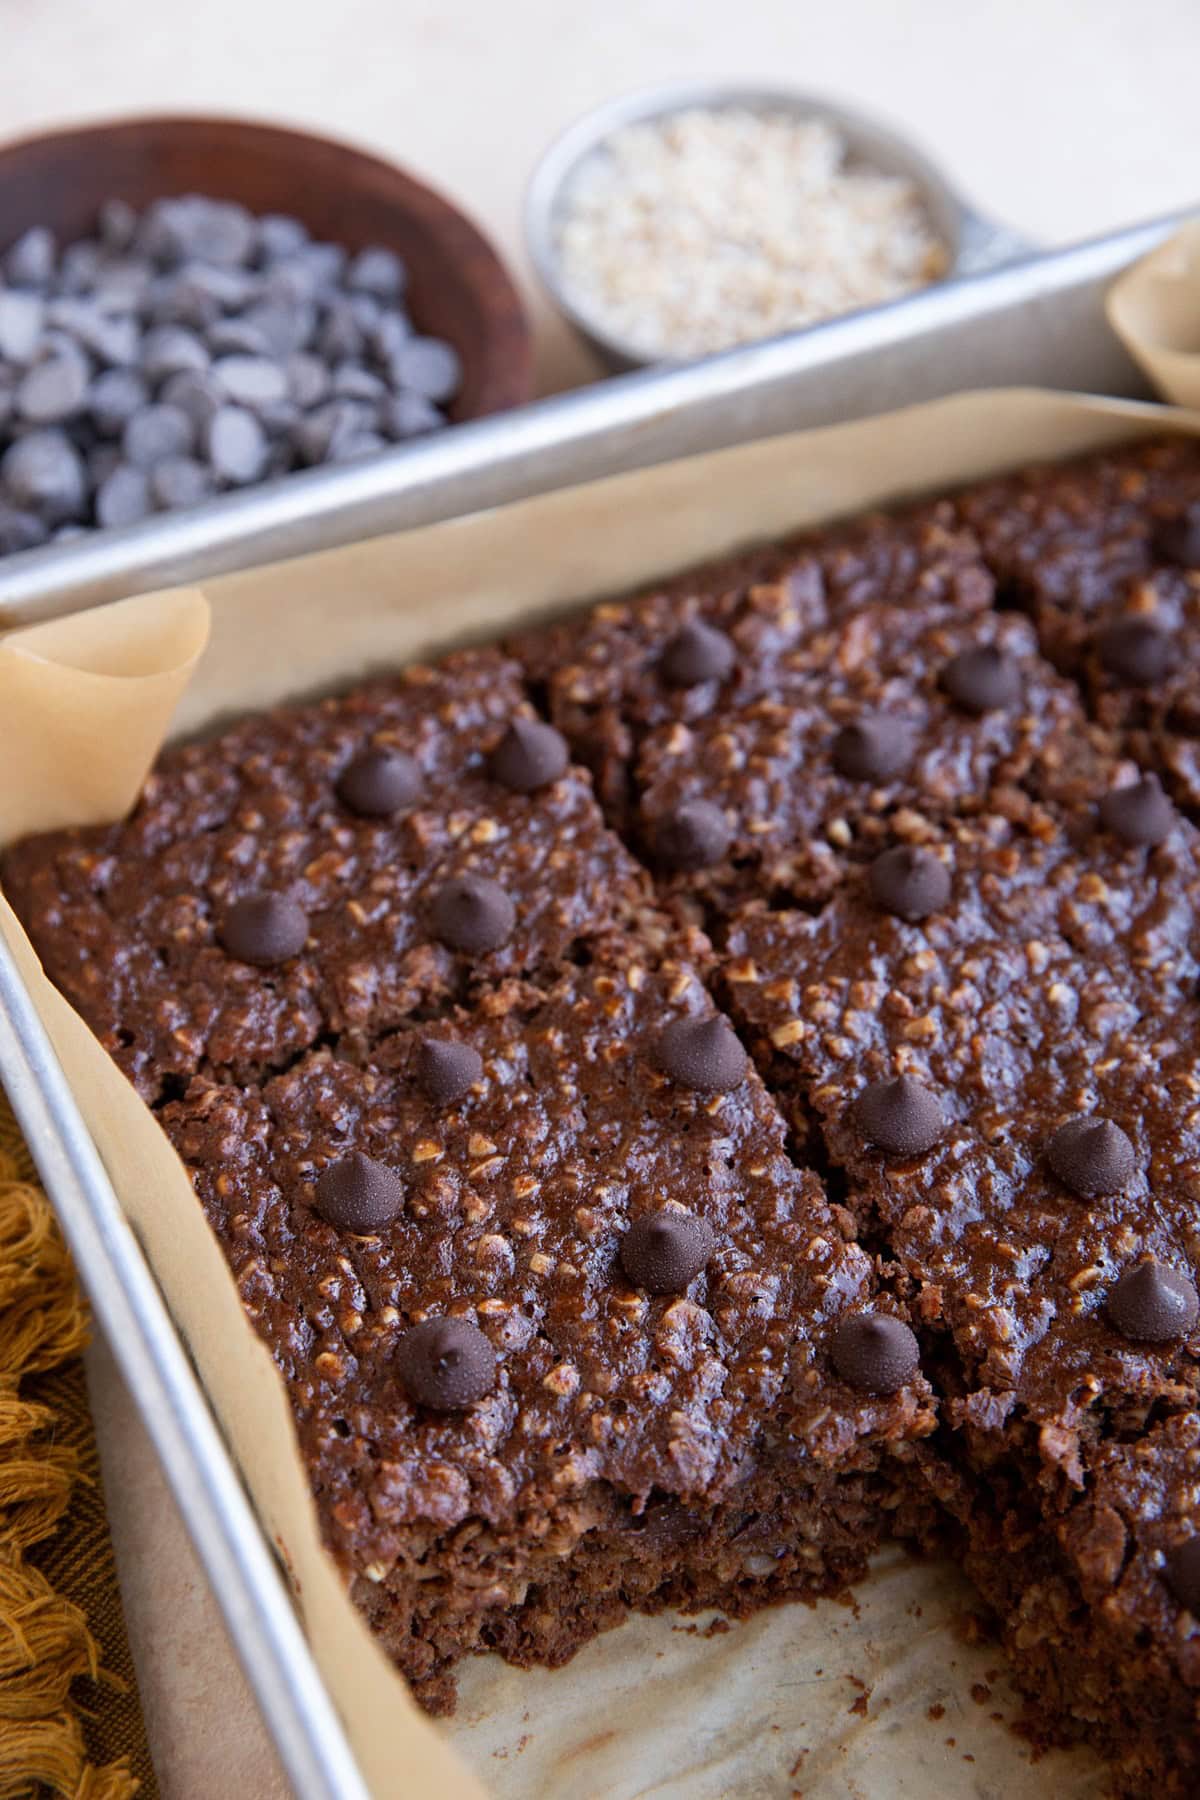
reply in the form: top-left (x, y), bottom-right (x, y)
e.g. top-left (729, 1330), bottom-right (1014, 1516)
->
top-left (0, 115), bottom-right (533, 423)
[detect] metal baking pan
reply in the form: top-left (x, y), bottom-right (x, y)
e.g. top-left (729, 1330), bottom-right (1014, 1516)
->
top-left (0, 207), bottom-right (1194, 1800)
top-left (0, 206), bottom-right (1193, 627)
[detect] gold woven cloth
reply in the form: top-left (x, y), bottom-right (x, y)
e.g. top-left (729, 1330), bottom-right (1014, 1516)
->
top-left (0, 1096), bottom-right (155, 1799)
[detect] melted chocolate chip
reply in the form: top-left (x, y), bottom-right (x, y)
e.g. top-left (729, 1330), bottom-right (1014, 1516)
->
top-left (659, 620), bottom-right (735, 688)
top-left (831, 716), bottom-right (913, 782)
top-left (653, 799), bottom-right (733, 870)
top-left (852, 1075), bottom-right (944, 1157)
top-left (314, 1151), bottom-right (404, 1233)
top-left (488, 718), bottom-right (569, 792)
top-left (831, 1313), bottom-right (920, 1394)
top-left (620, 1210), bottom-right (715, 1294)
top-left (941, 645), bottom-right (1023, 715)
top-left (656, 1015), bottom-right (747, 1092)
top-left (336, 747), bottom-right (422, 816)
top-left (1096, 617), bottom-right (1175, 686)
top-left (1098, 776), bottom-right (1175, 847)
top-left (218, 892), bottom-right (308, 965)
top-left (868, 845), bottom-right (951, 921)
top-left (1047, 1116), bottom-right (1136, 1198)
top-left (416, 1038), bottom-right (483, 1106)
top-left (429, 875), bottom-right (515, 953)
top-left (1153, 506), bottom-right (1200, 568)
top-left (397, 1316), bottom-right (496, 1410)
top-left (1106, 1261), bottom-right (1199, 1342)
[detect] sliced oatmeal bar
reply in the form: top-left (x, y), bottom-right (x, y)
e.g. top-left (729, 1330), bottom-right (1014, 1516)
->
top-left (720, 803), bottom-right (1200, 1791)
top-left (959, 436), bottom-right (1200, 809)
top-left (162, 940), bottom-right (937, 1711)
top-left (512, 497), bottom-right (994, 826)
top-left (2, 649), bottom-right (665, 1100)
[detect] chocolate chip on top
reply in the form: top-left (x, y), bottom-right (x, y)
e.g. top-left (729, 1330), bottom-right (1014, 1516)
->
top-left (416, 1037), bottom-right (483, 1106)
top-left (1096, 616), bottom-right (1175, 686)
top-left (653, 798), bottom-right (732, 870)
top-left (488, 717), bottom-right (569, 792)
top-left (336, 747), bottom-right (422, 817)
top-left (1047, 1116), bottom-right (1137, 1198)
top-left (429, 874), bottom-right (515, 953)
top-left (941, 644), bottom-right (1023, 715)
top-left (218, 892), bottom-right (308, 965)
top-left (1098, 775), bottom-right (1175, 847)
top-left (658, 619), bottom-right (735, 688)
top-left (831, 716), bottom-right (914, 783)
top-left (852, 1074), bottom-right (944, 1157)
top-left (656, 1015), bottom-right (747, 1092)
top-left (1106, 1261), bottom-right (1199, 1343)
top-left (831, 1313), bottom-right (920, 1394)
top-left (397, 1316), bottom-right (496, 1410)
top-left (620, 1210), bottom-right (715, 1294)
top-left (1166, 1539), bottom-right (1200, 1615)
top-left (868, 845), bottom-right (951, 922)
top-left (1153, 505), bottom-right (1200, 568)
top-left (314, 1151), bottom-right (404, 1233)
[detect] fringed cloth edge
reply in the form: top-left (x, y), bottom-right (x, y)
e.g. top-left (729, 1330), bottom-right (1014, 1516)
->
top-left (0, 1137), bottom-right (139, 1800)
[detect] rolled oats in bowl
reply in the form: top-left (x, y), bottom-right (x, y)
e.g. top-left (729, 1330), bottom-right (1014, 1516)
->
top-left (553, 106), bottom-right (950, 361)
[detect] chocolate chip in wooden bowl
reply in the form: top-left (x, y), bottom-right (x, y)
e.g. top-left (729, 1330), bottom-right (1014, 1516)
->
top-left (429, 874), bottom-right (516, 954)
top-left (314, 1151), bottom-right (404, 1234)
top-left (416, 1038), bottom-right (484, 1107)
top-left (831, 716), bottom-right (914, 782)
top-left (96, 464), bottom-right (153, 529)
top-left (1106, 1261), bottom-right (1199, 1343)
top-left (868, 845), bottom-right (951, 921)
top-left (89, 368), bottom-right (150, 436)
top-left (15, 351), bottom-right (89, 424)
top-left (0, 176), bottom-right (526, 550)
top-left (337, 747), bottom-right (422, 817)
top-left (1098, 776), bottom-right (1175, 847)
top-left (620, 1210), bottom-right (715, 1294)
top-left (652, 798), bottom-right (732, 870)
top-left (659, 620), bottom-right (736, 688)
top-left (218, 892), bottom-right (309, 965)
top-left (852, 1074), bottom-right (944, 1157)
top-left (150, 456), bottom-right (214, 511)
top-left (488, 718), bottom-right (569, 792)
top-left (397, 1317), bottom-right (496, 1410)
top-left (1047, 1115), bottom-right (1136, 1198)
top-left (1, 430), bottom-right (87, 523)
top-left (123, 403), bottom-right (195, 469)
top-left (207, 405), bottom-right (268, 486)
top-left (831, 1313), bottom-right (920, 1394)
top-left (392, 336), bottom-right (461, 405)
top-left (655, 1015), bottom-right (747, 1092)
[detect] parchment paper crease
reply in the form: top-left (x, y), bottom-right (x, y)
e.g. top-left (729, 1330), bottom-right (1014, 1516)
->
top-left (1, 388), bottom-right (1194, 1797)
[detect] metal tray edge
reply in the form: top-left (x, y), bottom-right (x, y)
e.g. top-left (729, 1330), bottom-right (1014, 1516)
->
top-left (0, 924), bottom-right (371, 1800)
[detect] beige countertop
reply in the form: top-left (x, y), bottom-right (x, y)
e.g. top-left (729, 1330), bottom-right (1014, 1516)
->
top-left (1, 0), bottom-right (1198, 391)
top-left (10, 1), bottom-right (1198, 1791)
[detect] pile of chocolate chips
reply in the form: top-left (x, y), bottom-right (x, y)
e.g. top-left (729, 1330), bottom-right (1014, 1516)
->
top-left (0, 196), bottom-right (463, 553)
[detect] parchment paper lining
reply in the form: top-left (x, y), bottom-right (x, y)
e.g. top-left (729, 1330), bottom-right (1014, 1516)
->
top-left (0, 388), bottom-right (1193, 1797)
top-left (1109, 220), bottom-right (1200, 410)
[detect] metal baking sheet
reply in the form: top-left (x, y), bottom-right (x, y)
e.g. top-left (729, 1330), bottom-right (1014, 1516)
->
top-left (0, 209), bottom-right (1192, 1800)
top-left (0, 207), bottom-right (1192, 626)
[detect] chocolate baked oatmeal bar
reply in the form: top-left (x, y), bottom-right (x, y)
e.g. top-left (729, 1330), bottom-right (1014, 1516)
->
top-left (960, 437), bottom-right (1200, 811)
top-left (161, 945), bottom-right (935, 1711)
top-left (3, 648), bottom-right (937, 1714)
top-left (9, 435), bottom-right (1200, 1791)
